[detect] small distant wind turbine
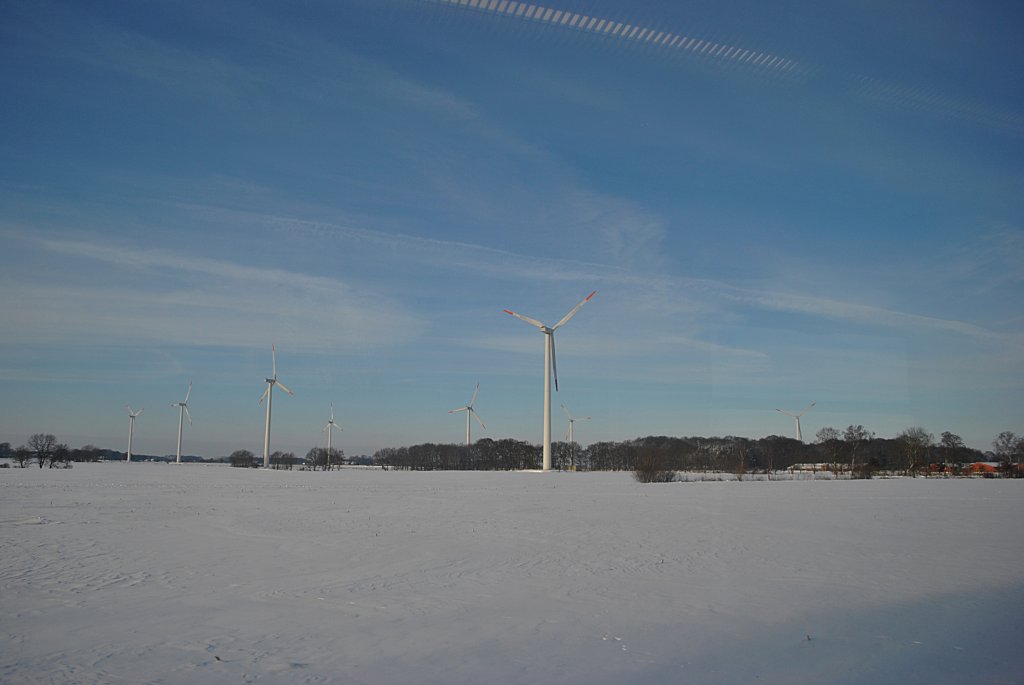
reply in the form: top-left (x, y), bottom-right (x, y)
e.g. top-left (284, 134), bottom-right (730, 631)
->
top-left (171, 382), bottom-right (192, 464)
top-left (562, 404), bottom-right (590, 446)
top-left (259, 344), bottom-right (294, 468)
top-left (322, 403), bottom-right (342, 468)
top-left (776, 401), bottom-right (816, 442)
top-left (504, 291), bottom-right (596, 471)
top-left (126, 406), bottom-right (143, 463)
top-left (563, 404), bottom-right (590, 470)
top-left (449, 384), bottom-right (485, 446)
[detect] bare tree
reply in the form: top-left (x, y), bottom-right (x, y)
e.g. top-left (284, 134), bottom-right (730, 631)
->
top-left (50, 443), bottom-right (70, 468)
top-left (843, 425), bottom-right (873, 475)
top-left (940, 432), bottom-right (965, 451)
top-left (13, 445), bottom-right (32, 468)
top-left (306, 447), bottom-right (328, 471)
top-left (270, 450), bottom-right (286, 470)
top-left (268, 451), bottom-right (299, 470)
top-left (816, 427), bottom-right (842, 473)
top-left (939, 432), bottom-right (966, 473)
top-left (897, 427), bottom-right (933, 476)
top-left (228, 449), bottom-right (256, 468)
top-left (992, 431), bottom-right (1022, 476)
top-left (633, 447), bottom-right (674, 483)
top-left (27, 433), bottom-right (57, 469)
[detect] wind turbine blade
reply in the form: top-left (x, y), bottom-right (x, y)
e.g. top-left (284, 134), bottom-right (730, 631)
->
top-left (183, 381), bottom-right (192, 404)
top-left (562, 404), bottom-right (572, 419)
top-left (551, 332), bottom-right (559, 392)
top-left (323, 422), bottom-right (331, 432)
top-left (137, 407), bottom-right (144, 416)
top-left (271, 344), bottom-right (277, 378)
top-left (471, 409), bottom-right (486, 429)
top-left (449, 407), bottom-right (468, 414)
top-left (799, 401), bottom-right (817, 416)
top-left (552, 290), bottom-right (596, 330)
top-left (504, 309), bottom-right (545, 329)
top-left (183, 405), bottom-right (192, 425)
top-left (330, 402), bottom-right (335, 422)
top-left (276, 380), bottom-right (294, 396)
top-left (776, 408), bottom-right (796, 417)
top-left (259, 385), bottom-right (269, 405)
top-left (469, 383), bottom-right (479, 407)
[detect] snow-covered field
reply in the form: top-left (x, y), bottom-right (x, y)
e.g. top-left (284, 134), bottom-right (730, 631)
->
top-left (2, 465), bottom-right (1021, 685)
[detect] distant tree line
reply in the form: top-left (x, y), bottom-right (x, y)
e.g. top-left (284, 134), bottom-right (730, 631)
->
top-left (0, 434), bottom-right (119, 469)
top-left (4, 428), bottom-right (1021, 477)
top-left (374, 427), bottom-right (1024, 477)
top-left (225, 447), bottom-right (360, 470)
top-left (374, 438), bottom-right (541, 471)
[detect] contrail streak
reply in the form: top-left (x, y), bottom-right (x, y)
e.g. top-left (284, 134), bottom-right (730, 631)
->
top-left (427, 0), bottom-right (1021, 138)
top-left (429, 0), bottom-right (803, 74)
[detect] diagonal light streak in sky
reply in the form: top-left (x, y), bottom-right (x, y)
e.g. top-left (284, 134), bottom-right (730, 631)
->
top-left (427, 0), bottom-right (1021, 138)
top-left (428, 0), bottom-right (804, 74)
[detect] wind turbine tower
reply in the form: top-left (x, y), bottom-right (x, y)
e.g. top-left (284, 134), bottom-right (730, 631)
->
top-left (449, 384), bottom-right (485, 446)
top-left (504, 291), bottom-right (596, 471)
top-left (259, 344), bottom-right (294, 468)
top-left (126, 406), bottom-right (143, 463)
top-left (775, 401), bottom-right (816, 442)
top-left (323, 403), bottom-right (342, 468)
top-left (171, 382), bottom-right (192, 464)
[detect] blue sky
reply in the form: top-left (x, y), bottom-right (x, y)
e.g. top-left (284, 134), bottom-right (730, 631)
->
top-left (1, 0), bottom-right (1021, 458)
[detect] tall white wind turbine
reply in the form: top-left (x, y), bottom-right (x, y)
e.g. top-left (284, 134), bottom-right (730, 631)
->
top-left (259, 344), bottom-right (294, 468)
top-left (776, 401), bottom-right (816, 442)
top-left (322, 402), bottom-right (342, 468)
top-left (171, 382), bottom-right (192, 464)
top-left (126, 406), bottom-right (143, 463)
top-left (504, 291), bottom-right (596, 471)
top-left (449, 384), bottom-right (485, 446)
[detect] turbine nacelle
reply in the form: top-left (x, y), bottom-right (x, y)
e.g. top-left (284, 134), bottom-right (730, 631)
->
top-left (323, 403), bottom-right (343, 433)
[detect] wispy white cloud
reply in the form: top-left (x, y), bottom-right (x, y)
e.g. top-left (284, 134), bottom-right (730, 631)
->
top-left (260, 212), bottom-right (1016, 346)
top-left (5, 1), bottom-right (265, 106)
top-left (851, 76), bottom-right (1024, 139)
top-left (1, 231), bottom-right (424, 351)
top-left (703, 280), bottom-right (1014, 342)
top-left (468, 331), bottom-right (766, 360)
top-left (942, 224), bottom-right (1024, 298)
top-left (6, 0), bottom-right (473, 124)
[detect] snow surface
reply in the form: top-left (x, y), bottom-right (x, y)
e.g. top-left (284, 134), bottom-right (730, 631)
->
top-left (2, 465), bottom-right (1021, 685)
